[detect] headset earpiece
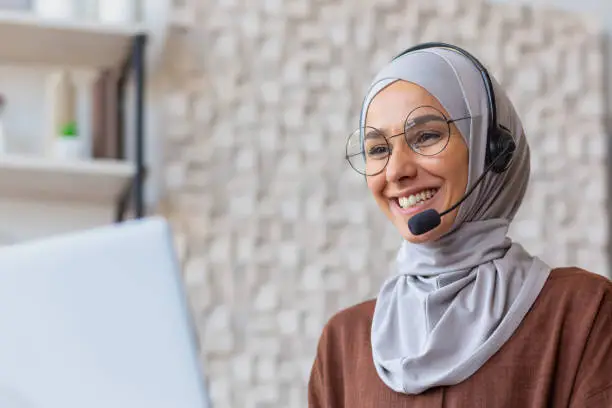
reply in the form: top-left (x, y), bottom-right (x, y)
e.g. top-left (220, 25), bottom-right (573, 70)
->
top-left (487, 126), bottom-right (516, 173)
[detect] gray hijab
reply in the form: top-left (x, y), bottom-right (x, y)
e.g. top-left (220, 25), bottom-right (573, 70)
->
top-left (362, 47), bottom-right (552, 394)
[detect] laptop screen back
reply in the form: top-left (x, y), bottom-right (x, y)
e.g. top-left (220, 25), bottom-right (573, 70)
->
top-left (0, 217), bottom-right (210, 408)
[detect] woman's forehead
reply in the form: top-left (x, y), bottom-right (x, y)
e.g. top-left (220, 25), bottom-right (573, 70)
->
top-left (359, 50), bottom-right (475, 141)
top-left (365, 81), bottom-right (450, 130)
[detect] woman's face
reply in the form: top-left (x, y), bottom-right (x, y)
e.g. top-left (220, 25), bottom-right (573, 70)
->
top-left (364, 81), bottom-right (469, 243)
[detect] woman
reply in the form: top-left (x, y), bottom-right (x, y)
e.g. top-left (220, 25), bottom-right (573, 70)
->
top-left (308, 43), bottom-right (612, 407)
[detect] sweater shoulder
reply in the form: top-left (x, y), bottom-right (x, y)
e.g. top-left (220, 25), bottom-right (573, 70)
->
top-left (317, 299), bottom-right (376, 348)
top-left (327, 298), bottom-right (376, 329)
top-left (546, 267), bottom-right (612, 299)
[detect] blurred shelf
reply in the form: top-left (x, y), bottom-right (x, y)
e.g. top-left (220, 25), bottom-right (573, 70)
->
top-left (0, 10), bottom-right (146, 68)
top-left (0, 155), bottom-right (135, 203)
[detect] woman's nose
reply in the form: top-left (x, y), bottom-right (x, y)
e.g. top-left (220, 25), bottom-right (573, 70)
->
top-left (385, 144), bottom-right (418, 183)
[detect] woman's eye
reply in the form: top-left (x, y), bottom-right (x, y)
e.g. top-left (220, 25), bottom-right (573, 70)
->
top-left (366, 145), bottom-right (389, 158)
top-left (415, 132), bottom-right (441, 145)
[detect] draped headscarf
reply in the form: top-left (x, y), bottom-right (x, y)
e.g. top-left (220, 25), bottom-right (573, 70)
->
top-left (362, 47), bottom-right (552, 394)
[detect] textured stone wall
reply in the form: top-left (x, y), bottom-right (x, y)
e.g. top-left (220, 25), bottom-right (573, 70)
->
top-left (160, 0), bottom-right (607, 406)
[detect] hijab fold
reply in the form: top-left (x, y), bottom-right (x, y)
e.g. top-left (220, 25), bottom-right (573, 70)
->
top-left (362, 48), bottom-right (551, 394)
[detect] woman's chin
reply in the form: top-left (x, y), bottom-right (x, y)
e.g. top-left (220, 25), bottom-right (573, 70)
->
top-left (400, 223), bottom-right (442, 244)
top-left (400, 208), bottom-right (458, 243)
top-left (394, 210), bottom-right (449, 244)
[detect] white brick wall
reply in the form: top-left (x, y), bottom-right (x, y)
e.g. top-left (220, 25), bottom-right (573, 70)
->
top-left (161, 0), bottom-right (608, 406)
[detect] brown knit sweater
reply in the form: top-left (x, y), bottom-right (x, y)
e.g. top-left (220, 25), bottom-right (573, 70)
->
top-left (308, 268), bottom-right (612, 407)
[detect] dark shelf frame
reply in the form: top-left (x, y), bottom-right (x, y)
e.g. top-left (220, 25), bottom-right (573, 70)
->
top-left (115, 33), bottom-right (147, 222)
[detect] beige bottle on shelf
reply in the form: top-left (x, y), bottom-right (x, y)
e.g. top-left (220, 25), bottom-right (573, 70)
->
top-left (0, 94), bottom-right (6, 155)
top-left (43, 69), bottom-right (82, 160)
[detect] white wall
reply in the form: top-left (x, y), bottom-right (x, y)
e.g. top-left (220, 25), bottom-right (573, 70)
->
top-left (488, 0), bottom-right (611, 25)
top-left (488, 0), bottom-right (612, 110)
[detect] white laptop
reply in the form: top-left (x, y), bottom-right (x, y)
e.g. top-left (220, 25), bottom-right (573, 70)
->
top-left (0, 217), bottom-right (211, 408)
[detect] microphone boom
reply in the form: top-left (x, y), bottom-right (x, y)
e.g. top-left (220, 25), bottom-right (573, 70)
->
top-left (407, 143), bottom-right (514, 236)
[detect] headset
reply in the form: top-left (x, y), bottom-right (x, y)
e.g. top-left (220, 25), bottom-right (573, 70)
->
top-left (392, 42), bottom-right (516, 173)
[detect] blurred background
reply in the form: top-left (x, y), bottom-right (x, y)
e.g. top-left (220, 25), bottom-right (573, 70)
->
top-left (0, 0), bottom-right (609, 407)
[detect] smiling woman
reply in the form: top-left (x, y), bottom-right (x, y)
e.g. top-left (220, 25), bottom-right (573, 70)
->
top-left (309, 43), bottom-right (612, 408)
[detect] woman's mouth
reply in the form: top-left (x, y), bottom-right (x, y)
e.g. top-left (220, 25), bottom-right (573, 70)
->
top-left (391, 188), bottom-right (439, 215)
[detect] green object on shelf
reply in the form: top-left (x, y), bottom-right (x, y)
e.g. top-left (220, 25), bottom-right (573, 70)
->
top-left (59, 121), bottom-right (78, 138)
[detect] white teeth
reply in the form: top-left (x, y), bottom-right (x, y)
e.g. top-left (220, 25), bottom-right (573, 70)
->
top-left (398, 189), bottom-right (437, 209)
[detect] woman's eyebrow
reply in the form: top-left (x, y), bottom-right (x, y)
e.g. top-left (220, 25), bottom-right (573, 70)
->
top-left (364, 130), bottom-right (384, 140)
top-left (365, 124), bottom-right (405, 138)
top-left (405, 114), bottom-right (443, 128)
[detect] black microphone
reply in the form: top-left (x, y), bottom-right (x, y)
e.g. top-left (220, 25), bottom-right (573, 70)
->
top-left (407, 143), bottom-right (515, 236)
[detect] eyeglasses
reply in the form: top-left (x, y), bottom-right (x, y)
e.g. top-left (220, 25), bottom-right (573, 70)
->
top-left (345, 106), bottom-right (470, 176)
